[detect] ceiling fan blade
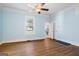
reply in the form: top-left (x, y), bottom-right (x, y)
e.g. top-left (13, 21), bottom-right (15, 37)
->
top-left (41, 8), bottom-right (49, 11)
top-left (38, 11), bottom-right (41, 14)
top-left (41, 3), bottom-right (45, 6)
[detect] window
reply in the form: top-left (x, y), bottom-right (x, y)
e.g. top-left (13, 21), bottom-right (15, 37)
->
top-left (25, 16), bottom-right (35, 34)
top-left (26, 18), bottom-right (33, 31)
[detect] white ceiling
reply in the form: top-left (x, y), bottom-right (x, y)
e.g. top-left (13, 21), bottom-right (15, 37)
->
top-left (0, 3), bottom-right (77, 15)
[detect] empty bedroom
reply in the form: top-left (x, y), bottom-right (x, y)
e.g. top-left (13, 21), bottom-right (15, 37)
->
top-left (0, 3), bottom-right (79, 56)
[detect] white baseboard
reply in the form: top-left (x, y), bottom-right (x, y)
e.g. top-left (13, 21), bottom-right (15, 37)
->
top-left (71, 43), bottom-right (79, 46)
top-left (56, 38), bottom-right (79, 47)
top-left (1, 37), bottom-right (46, 44)
top-left (2, 39), bottom-right (28, 44)
top-left (0, 42), bottom-right (2, 45)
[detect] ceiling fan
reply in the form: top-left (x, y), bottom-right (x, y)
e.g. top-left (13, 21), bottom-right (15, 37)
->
top-left (27, 3), bottom-right (49, 14)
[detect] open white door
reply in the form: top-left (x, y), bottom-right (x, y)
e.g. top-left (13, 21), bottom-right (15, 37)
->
top-left (44, 22), bottom-right (54, 39)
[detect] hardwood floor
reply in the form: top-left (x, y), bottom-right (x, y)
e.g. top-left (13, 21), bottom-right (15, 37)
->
top-left (0, 39), bottom-right (79, 56)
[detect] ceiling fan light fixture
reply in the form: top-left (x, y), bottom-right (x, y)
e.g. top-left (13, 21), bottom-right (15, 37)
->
top-left (36, 8), bottom-right (42, 14)
top-left (35, 3), bottom-right (49, 14)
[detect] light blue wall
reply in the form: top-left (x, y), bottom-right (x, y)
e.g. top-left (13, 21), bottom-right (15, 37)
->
top-left (2, 7), bottom-right (50, 42)
top-left (51, 8), bottom-right (79, 45)
top-left (63, 8), bottom-right (79, 45)
top-left (0, 7), bottom-right (2, 42)
top-left (0, 8), bottom-right (1, 40)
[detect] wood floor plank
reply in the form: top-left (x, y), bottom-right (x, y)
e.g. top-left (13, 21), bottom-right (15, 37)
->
top-left (0, 39), bottom-right (79, 56)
